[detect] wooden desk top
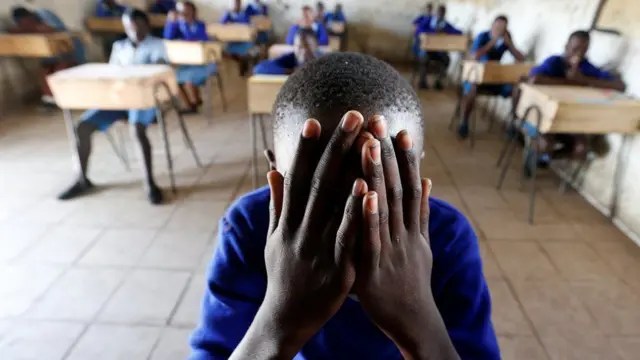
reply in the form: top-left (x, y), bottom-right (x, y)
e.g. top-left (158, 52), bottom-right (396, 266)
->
top-left (164, 40), bottom-right (222, 65)
top-left (0, 33), bottom-right (73, 57)
top-left (86, 14), bottom-right (166, 33)
top-left (462, 61), bottom-right (534, 84)
top-left (248, 75), bottom-right (288, 114)
top-left (517, 83), bottom-right (640, 134)
top-left (47, 63), bottom-right (177, 110)
top-left (267, 44), bottom-right (332, 59)
top-left (206, 23), bottom-right (256, 42)
top-left (251, 16), bottom-right (272, 32)
top-left (329, 22), bottom-right (345, 34)
top-left (419, 33), bottom-right (469, 52)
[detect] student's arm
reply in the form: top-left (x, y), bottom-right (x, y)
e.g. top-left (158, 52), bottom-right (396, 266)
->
top-left (253, 54), bottom-right (297, 75)
top-left (189, 215), bottom-right (267, 360)
top-left (192, 22), bottom-right (209, 41)
top-left (316, 23), bottom-right (330, 46)
top-left (504, 32), bottom-right (525, 62)
top-left (576, 64), bottom-right (626, 92)
top-left (163, 20), bottom-right (179, 39)
top-left (528, 56), bottom-right (574, 85)
top-left (220, 12), bottom-right (231, 24)
top-left (285, 25), bottom-right (297, 45)
top-left (445, 23), bottom-right (463, 35)
top-left (470, 33), bottom-right (494, 60)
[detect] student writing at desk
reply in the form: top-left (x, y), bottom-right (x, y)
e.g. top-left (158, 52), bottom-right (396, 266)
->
top-left (164, 1), bottom-right (212, 114)
top-left (416, 4), bottom-right (462, 90)
top-left (245, 0), bottom-right (270, 46)
top-left (9, 6), bottom-right (86, 107)
top-left (253, 29), bottom-right (320, 75)
top-left (221, 0), bottom-right (256, 76)
top-left (522, 30), bottom-right (626, 177)
top-left (457, 15), bottom-right (525, 139)
top-left (58, 9), bottom-right (169, 205)
top-left (286, 5), bottom-right (329, 46)
top-left (189, 53), bottom-right (499, 360)
top-left (95, 0), bottom-right (127, 60)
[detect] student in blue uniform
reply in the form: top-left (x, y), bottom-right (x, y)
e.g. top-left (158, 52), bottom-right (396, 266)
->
top-left (522, 30), bottom-right (625, 176)
top-left (189, 52), bottom-right (499, 360)
top-left (58, 9), bottom-right (169, 205)
top-left (9, 6), bottom-right (85, 106)
top-left (457, 15), bottom-right (525, 139)
top-left (164, 1), bottom-right (213, 113)
top-left (416, 4), bottom-right (462, 90)
top-left (325, 3), bottom-right (347, 50)
top-left (245, 0), bottom-right (270, 46)
top-left (221, 0), bottom-right (256, 76)
top-left (95, 0), bottom-right (128, 60)
top-left (315, 1), bottom-right (327, 25)
top-left (253, 28), bottom-right (320, 75)
top-left (149, 0), bottom-right (176, 14)
top-left (412, 2), bottom-right (433, 35)
top-left (286, 5), bottom-right (329, 46)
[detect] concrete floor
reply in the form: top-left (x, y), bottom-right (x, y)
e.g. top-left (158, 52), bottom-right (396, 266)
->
top-left (0, 66), bottom-right (639, 360)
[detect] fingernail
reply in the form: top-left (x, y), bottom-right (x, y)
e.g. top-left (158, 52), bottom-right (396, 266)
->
top-left (398, 131), bottom-right (413, 150)
top-left (352, 179), bottom-right (367, 196)
top-left (302, 119), bottom-right (321, 139)
top-left (369, 115), bottom-right (387, 139)
top-left (341, 111), bottom-right (363, 132)
top-left (365, 192), bottom-right (378, 214)
top-left (427, 178), bottom-right (433, 195)
top-left (368, 141), bottom-right (381, 164)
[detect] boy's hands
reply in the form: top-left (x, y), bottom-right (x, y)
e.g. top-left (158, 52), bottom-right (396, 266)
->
top-left (230, 113), bottom-right (366, 359)
top-left (354, 116), bottom-right (459, 360)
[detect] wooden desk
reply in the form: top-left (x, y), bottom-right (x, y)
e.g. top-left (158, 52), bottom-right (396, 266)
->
top-left (328, 36), bottom-right (341, 52)
top-left (0, 33), bottom-right (73, 57)
top-left (251, 16), bottom-right (272, 32)
top-left (86, 14), bottom-right (166, 33)
top-left (247, 75), bottom-right (288, 187)
top-left (462, 61), bottom-right (534, 85)
top-left (419, 33), bottom-right (469, 52)
top-left (329, 22), bottom-right (345, 34)
top-left (164, 40), bottom-right (222, 65)
top-left (497, 83), bottom-right (640, 223)
top-left (267, 44), bottom-right (333, 59)
top-left (47, 63), bottom-right (198, 193)
top-left (206, 24), bottom-right (256, 42)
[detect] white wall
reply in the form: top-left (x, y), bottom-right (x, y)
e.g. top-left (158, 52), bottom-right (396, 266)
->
top-left (2, 0), bottom-right (640, 236)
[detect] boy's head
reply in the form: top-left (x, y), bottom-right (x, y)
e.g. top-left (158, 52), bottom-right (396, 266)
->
top-left (491, 15), bottom-right (508, 38)
top-left (272, 53), bottom-right (424, 175)
top-left (11, 7), bottom-right (39, 29)
top-left (122, 8), bottom-right (151, 43)
top-left (293, 28), bottom-right (319, 65)
top-left (233, 0), bottom-right (242, 12)
top-left (178, 1), bottom-right (197, 21)
top-left (302, 5), bottom-right (314, 24)
top-left (565, 30), bottom-right (590, 62)
top-left (334, 3), bottom-right (343, 13)
top-left (102, 0), bottom-right (118, 7)
top-left (425, 3), bottom-right (433, 15)
top-left (436, 5), bottom-right (446, 19)
top-left (316, 1), bottom-right (325, 13)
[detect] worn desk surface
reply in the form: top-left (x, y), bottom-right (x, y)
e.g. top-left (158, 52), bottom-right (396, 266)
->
top-left (419, 33), bottom-right (469, 52)
top-left (47, 63), bottom-right (178, 110)
top-left (164, 40), bottom-right (222, 65)
top-left (462, 61), bottom-right (534, 84)
top-left (517, 83), bottom-right (640, 134)
top-left (248, 75), bottom-right (288, 114)
top-left (267, 44), bottom-right (333, 59)
top-left (251, 16), bottom-right (271, 32)
top-left (206, 23), bottom-right (256, 42)
top-left (86, 14), bottom-right (166, 33)
top-left (0, 33), bottom-right (73, 57)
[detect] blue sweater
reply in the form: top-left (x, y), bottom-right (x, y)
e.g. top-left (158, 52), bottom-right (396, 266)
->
top-left (471, 31), bottom-right (509, 62)
top-left (530, 55), bottom-right (614, 80)
top-left (286, 23), bottom-right (329, 46)
top-left (189, 186), bottom-right (500, 359)
top-left (163, 19), bottom-right (208, 41)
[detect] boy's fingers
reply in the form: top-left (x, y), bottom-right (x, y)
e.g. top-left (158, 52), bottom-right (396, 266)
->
top-left (362, 139), bottom-right (391, 249)
top-left (282, 119), bottom-right (321, 229)
top-left (361, 191), bottom-right (382, 271)
top-left (419, 178), bottom-right (432, 240)
top-left (335, 179), bottom-right (367, 269)
top-left (267, 170), bottom-right (284, 236)
top-left (395, 131), bottom-right (422, 230)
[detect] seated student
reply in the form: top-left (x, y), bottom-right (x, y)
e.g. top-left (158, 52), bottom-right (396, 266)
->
top-left (189, 53), bottom-right (499, 359)
top-left (58, 9), bottom-right (168, 205)
top-left (95, 0), bottom-right (128, 60)
top-left (522, 29), bottom-right (625, 177)
top-left (9, 7), bottom-right (85, 107)
top-left (325, 3), bottom-right (347, 50)
top-left (416, 4), bottom-right (462, 90)
top-left (245, 0), bottom-right (270, 46)
top-left (412, 2), bottom-right (433, 34)
top-left (163, 1), bottom-right (213, 114)
top-left (221, 0), bottom-right (256, 76)
top-left (315, 1), bottom-right (327, 25)
top-left (253, 29), bottom-right (320, 75)
top-left (457, 15), bottom-right (525, 139)
top-left (286, 5), bottom-right (329, 46)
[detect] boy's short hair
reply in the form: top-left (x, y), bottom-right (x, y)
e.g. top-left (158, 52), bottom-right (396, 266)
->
top-left (494, 15), bottom-right (508, 23)
top-left (302, 5), bottom-right (312, 11)
top-left (569, 30), bottom-right (590, 42)
top-left (273, 52), bottom-right (423, 147)
top-left (123, 7), bottom-right (150, 26)
top-left (11, 7), bottom-right (35, 22)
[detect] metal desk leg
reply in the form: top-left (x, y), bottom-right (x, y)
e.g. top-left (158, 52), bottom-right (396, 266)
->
top-left (258, 114), bottom-right (269, 153)
top-left (155, 107), bottom-right (175, 194)
top-left (250, 114), bottom-right (259, 189)
top-left (496, 111), bottom-right (518, 168)
top-left (610, 134), bottom-right (632, 219)
top-left (62, 108), bottom-right (81, 171)
top-left (104, 129), bottom-right (130, 170)
top-left (216, 73), bottom-right (228, 112)
top-left (205, 76), bottom-right (214, 124)
top-left (527, 109), bottom-right (543, 224)
top-left (171, 95), bottom-right (202, 168)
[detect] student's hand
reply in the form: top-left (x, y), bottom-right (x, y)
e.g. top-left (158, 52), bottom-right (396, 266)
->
top-left (504, 31), bottom-right (513, 47)
top-left (355, 116), bottom-right (459, 360)
top-left (167, 10), bottom-right (177, 22)
top-left (243, 113), bottom-right (365, 357)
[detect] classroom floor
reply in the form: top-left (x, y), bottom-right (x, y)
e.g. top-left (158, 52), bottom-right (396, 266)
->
top-left (1, 65), bottom-right (640, 360)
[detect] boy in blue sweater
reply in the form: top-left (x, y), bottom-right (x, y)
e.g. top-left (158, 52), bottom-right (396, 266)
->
top-left (286, 5), bottom-right (329, 46)
top-left (163, 1), bottom-right (213, 113)
top-left (457, 15), bottom-right (525, 139)
top-left (416, 5), bottom-right (462, 90)
top-left (189, 53), bottom-right (500, 359)
top-left (245, 0), bottom-right (270, 45)
top-left (253, 28), bottom-right (320, 75)
top-left (221, 0), bottom-right (256, 76)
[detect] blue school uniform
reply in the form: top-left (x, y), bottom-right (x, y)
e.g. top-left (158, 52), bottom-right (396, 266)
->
top-left (325, 11), bottom-right (346, 24)
top-left (286, 22), bottom-right (329, 46)
top-left (220, 11), bottom-right (254, 55)
top-left (253, 53), bottom-right (297, 75)
top-left (414, 17), bottom-right (462, 57)
top-left (31, 9), bottom-right (87, 65)
top-left (164, 19), bottom-right (217, 86)
top-left (188, 187), bottom-right (500, 360)
top-left (463, 31), bottom-right (512, 97)
top-left (245, 2), bottom-right (270, 45)
top-left (149, 0), bottom-right (176, 14)
top-left (80, 36), bottom-right (168, 131)
top-left (95, 1), bottom-right (126, 17)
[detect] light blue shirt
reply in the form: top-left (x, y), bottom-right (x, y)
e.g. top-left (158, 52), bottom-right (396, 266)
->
top-left (108, 36), bottom-right (168, 66)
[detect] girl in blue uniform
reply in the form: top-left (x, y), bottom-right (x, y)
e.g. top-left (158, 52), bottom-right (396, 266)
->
top-left (325, 3), bottom-right (347, 50)
top-left (245, 0), bottom-right (269, 45)
top-left (164, 1), bottom-right (214, 113)
top-left (285, 5), bottom-right (329, 46)
top-left (253, 28), bottom-right (321, 75)
top-left (221, 0), bottom-right (255, 76)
